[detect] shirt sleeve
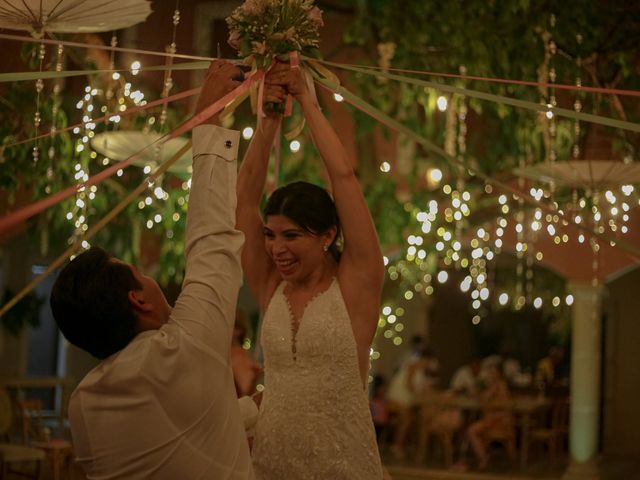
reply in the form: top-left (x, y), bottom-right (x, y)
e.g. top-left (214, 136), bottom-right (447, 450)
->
top-left (169, 124), bottom-right (244, 360)
top-left (237, 396), bottom-right (259, 431)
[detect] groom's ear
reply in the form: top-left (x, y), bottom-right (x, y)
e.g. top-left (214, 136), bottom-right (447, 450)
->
top-left (128, 290), bottom-right (153, 313)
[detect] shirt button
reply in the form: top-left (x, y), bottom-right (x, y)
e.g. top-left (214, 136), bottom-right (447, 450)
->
top-left (225, 140), bottom-right (233, 149)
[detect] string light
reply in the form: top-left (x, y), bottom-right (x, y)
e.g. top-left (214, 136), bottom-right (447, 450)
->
top-left (289, 140), bottom-right (301, 153)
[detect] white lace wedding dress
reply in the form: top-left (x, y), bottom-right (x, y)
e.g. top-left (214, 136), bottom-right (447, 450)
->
top-left (252, 278), bottom-right (383, 479)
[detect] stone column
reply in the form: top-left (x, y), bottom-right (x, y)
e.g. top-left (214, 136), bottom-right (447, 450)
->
top-left (563, 282), bottom-right (604, 480)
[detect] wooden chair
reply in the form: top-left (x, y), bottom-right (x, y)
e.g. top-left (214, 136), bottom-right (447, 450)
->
top-left (529, 396), bottom-right (570, 459)
top-left (0, 388), bottom-right (45, 479)
top-left (19, 399), bottom-right (74, 480)
top-left (484, 424), bottom-right (517, 464)
top-left (416, 393), bottom-right (463, 467)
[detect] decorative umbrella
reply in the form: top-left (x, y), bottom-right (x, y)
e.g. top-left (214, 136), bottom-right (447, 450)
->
top-left (0, 0), bottom-right (152, 36)
top-left (91, 131), bottom-right (192, 178)
top-left (513, 160), bottom-right (640, 189)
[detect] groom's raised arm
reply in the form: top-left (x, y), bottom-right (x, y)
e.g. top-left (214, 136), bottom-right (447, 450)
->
top-left (170, 61), bottom-right (245, 359)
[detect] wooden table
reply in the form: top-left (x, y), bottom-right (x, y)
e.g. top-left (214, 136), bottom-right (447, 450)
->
top-left (418, 390), bottom-right (551, 469)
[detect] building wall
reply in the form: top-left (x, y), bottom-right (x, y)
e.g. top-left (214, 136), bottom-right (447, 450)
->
top-left (603, 266), bottom-right (640, 457)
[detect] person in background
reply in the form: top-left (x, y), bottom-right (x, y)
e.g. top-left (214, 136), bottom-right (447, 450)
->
top-left (370, 375), bottom-right (390, 441)
top-left (481, 350), bottom-right (522, 387)
top-left (387, 347), bottom-right (439, 458)
top-left (49, 61), bottom-right (258, 479)
top-left (466, 364), bottom-right (516, 470)
top-left (536, 346), bottom-right (566, 388)
top-left (450, 357), bottom-right (482, 396)
top-left (231, 310), bottom-right (263, 397)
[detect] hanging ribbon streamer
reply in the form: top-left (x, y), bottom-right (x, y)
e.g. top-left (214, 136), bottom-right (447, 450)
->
top-left (1, 31), bottom-right (638, 97)
top-left (311, 73), bottom-right (640, 261)
top-left (0, 141), bottom-right (191, 319)
top-left (256, 72), bottom-right (266, 119)
top-left (1, 70), bottom-right (267, 318)
top-left (0, 71), bottom-right (264, 236)
top-left (306, 59), bottom-right (640, 134)
top-left (272, 121), bottom-right (283, 192)
top-left (6, 87), bottom-right (202, 149)
top-left (0, 33), bottom-right (215, 63)
top-left (305, 56), bottom-right (640, 98)
top-left (0, 61), bottom-right (211, 83)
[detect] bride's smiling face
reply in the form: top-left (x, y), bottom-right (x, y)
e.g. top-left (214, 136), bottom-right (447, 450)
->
top-left (263, 214), bottom-right (335, 281)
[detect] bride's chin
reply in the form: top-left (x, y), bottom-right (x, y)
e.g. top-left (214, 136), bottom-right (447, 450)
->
top-left (276, 262), bottom-right (299, 278)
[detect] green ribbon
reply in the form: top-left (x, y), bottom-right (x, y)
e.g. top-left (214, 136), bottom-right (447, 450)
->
top-left (306, 57), bottom-right (640, 134)
top-left (0, 61), bottom-right (210, 83)
top-left (310, 69), bottom-right (640, 260)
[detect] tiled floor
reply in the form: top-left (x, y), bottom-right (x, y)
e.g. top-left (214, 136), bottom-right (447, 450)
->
top-left (379, 439), bottom-right (566, 479)
top-left (4, 448), bottom-right (639, 479)
top-left (382, 452), bottom-right (640, 480)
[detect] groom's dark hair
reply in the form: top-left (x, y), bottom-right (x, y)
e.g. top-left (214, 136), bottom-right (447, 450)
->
top-left (50, 246), bottom-right (142, 359)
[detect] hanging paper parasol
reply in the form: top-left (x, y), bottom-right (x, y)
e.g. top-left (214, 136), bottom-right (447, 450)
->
top-left (91, 131), bottom-right (192, 178)
top-left (514, 160), bottom-right (640, 189)
top-left (0, 0), bottom-right (152, 36)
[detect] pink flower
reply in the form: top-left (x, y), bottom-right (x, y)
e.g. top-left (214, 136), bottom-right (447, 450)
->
top-left (241, 0), bottom-right (267, 16)
top-left (308, 6), bottom-right (323, 26)
top-left (228, 30), bottom-right (241, 50)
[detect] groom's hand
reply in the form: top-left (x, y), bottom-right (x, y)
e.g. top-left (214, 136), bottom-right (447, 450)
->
top-left (251, 390), bottom-right (263, 408)
top-left (195, 60), bottom-right (244, 125)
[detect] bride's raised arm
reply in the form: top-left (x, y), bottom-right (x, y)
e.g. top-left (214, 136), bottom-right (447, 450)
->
top-left (269, 63), bottom-right (384, 341)
top-left (236, 86), bottom-right (286, 310)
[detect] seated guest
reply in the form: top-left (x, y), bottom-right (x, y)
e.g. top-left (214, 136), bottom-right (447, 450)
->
top-left (450, 357), bottom-right (482, 395)
top-left (536, 346), bottom-right (565, 388)
top-left (387, 347), bottom-right (439, 458)
top-left (466, 364), bottom-right (516, 470)
top-left (481, 351), bottom-right (522, 387)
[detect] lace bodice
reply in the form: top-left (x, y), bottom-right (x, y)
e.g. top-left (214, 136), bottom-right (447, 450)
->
top-left (252, 279), bottom-right (383, 479)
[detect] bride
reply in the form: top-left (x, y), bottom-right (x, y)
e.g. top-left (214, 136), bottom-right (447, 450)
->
top-left (236, 62), bottom-right (384, 479)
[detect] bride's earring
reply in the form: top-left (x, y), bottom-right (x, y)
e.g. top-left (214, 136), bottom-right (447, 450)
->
top-left (323, 244), bottom-right (329, 252)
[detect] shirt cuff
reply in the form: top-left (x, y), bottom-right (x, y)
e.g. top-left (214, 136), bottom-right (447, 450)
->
top-left (192, 125), bottom-right (240, 163)
top-left (238, 396), bottom-right (259, 431)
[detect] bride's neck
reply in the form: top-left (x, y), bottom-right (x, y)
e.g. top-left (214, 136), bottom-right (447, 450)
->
top-left (287, 257), bottom-right (337, 291)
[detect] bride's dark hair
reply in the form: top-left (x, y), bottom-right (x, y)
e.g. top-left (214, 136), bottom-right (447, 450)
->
top-left (264, 181), bottom-right (342, 261)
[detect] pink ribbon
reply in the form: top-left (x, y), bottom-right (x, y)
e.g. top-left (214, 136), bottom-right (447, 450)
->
top-left (257, 73), bottom-right (266, 119)
top-left (0, 32), bottom-right (215, 63)
top-left (317, 59), bottom-right (640, 98)
top-left (283, 52), bottom-right (301, 117)
top-left (0, 71), bottom-right (264, 236)
top-left (272, 121), bottom-right (283, 191)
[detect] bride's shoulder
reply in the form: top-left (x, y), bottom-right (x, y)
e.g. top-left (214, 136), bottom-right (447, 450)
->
top-left (260, 274), bottom-right (284, 311)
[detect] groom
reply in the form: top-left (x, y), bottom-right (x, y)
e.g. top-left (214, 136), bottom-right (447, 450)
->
top-left (50, 60), bottom-right (256, 479)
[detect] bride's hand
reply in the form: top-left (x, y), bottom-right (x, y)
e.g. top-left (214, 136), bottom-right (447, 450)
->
top-left (257, 83), bottom-right (285, 133)
top-left (266, 61), bottom-right (311, 103)
top-left (251, 390), bottom-right (264, 408)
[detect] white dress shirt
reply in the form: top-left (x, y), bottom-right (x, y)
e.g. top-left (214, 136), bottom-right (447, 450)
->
top-left (69, 125), bottom-right (256, 479)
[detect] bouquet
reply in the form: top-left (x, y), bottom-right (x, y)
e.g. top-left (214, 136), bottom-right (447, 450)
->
top-left (226, 0), bottom-right (323, 68)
